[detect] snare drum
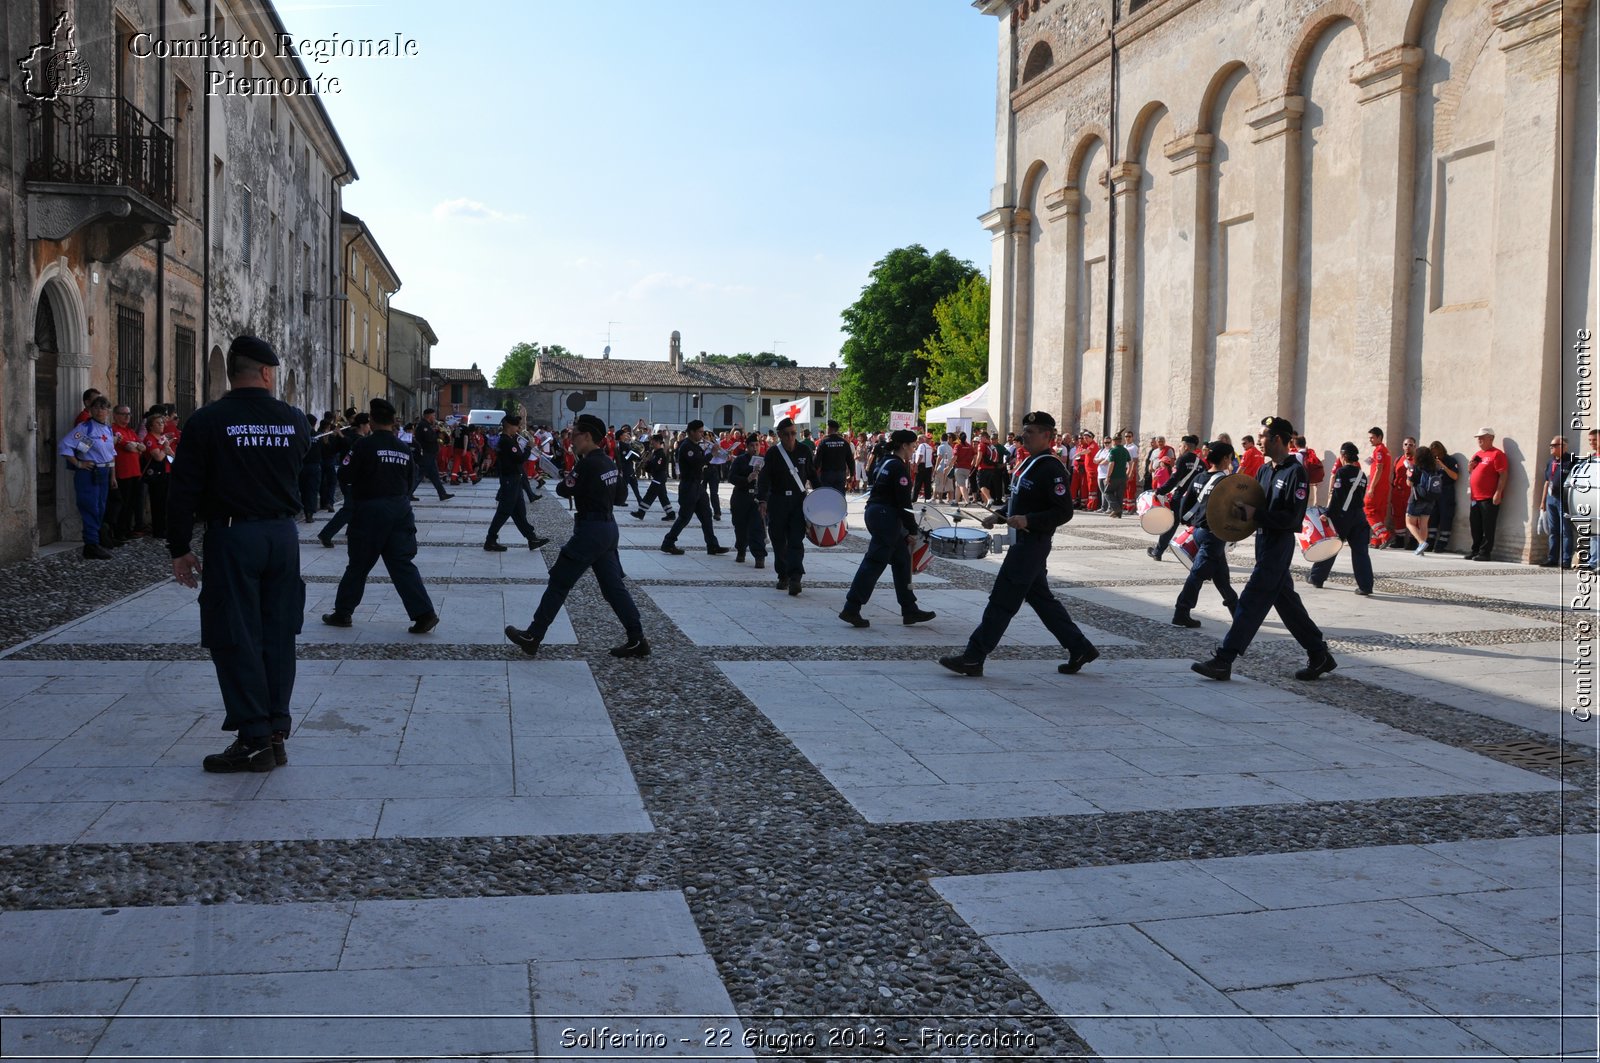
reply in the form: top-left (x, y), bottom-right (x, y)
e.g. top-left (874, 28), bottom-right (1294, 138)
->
top-left (911, 535), bottom-right (934, 574)
top-left (1298, 506), bottom-right (1343, 562)
top-left (1136, 490), bottom-right (1175, 534)
top-left (928, 526), bottom-right (990, 559)
top-left (802, 488), bottom-right (849, 547)
top-left (1169, 525), bottom-right (1200, 569)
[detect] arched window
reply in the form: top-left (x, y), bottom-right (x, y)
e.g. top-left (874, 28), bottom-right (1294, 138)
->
top-left (1022, 40), bottom-right (1054, 83)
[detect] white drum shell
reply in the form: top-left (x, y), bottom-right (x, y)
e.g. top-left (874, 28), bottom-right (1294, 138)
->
top-left (928, 526), bottom-right (991, 559)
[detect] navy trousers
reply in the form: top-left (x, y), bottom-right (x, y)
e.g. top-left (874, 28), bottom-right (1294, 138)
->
top-left (640, 479), bottom-right (672, 514)
top-left (333, 496), bottom-right (434, 621)
top-left (704, 465), bottom-right (723, 519)
top-left (73, 467), bottom-right (111, 546)
top-left (198, 518), bottom-right (304, 740)
top-left (1218, 532), bottom-right (1327, 663)
top-left (415, 450), bottom-right (449, 499)
top-left (1310, 514), bottom-right (1373, 592)
top-left (1175, 525), bottom-right (1238, 612)
top-left (819, 471), bottom-right (848, 493)
top-left (488, 478), bottom-right (539, 543)
top-left (526, 518), bottom-right (642, 640)
top-left (663, 480), bottom-right (720, 549)
top-left (846, 504), bottom-right (917, 612)
top-left (766, 494), bottom-right (807, 580)
top-left (730, 489), bottom-right (767, 558)
top-left (964, 532), bottom-right (1093, 662)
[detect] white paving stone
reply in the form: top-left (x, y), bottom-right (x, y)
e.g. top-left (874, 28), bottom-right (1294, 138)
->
top-left (655, 587), bottom-right (1134, 648)
top-left (36, 581), bottom-right (576, 646)
top-left (296, 542), bottom-right (550, 581)
top-left (0, 661), bottom-right (646, 843)
top-left (0, 893), bottom-right (742, 1062)
top-left (720, 659), bottom-right (1564, 823)
top-left (936, 835), bottom-right (1598, 1061)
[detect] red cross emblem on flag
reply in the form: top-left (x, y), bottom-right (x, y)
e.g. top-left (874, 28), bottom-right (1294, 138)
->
top-left (780, 402), bottom-right (804, 422)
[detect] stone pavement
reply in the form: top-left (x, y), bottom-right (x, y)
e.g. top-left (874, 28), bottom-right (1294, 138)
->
top-left (0, 481), bottom-right (1593, 1061)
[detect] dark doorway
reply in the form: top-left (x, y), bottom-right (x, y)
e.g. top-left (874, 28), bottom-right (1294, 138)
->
top-left (34, 297), bottom-right (59, 545)
top-left (718, 403), bottom-right (737, 428)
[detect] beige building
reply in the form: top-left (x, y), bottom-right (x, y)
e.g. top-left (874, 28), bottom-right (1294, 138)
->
top-left (339, 211), bottom-right (398, 413)
top-left (976, 0), bottom-right (1597, 561)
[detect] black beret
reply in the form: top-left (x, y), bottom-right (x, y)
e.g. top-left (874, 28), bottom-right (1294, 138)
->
top-left (889, 429), bottom-right (918, 448)
top-left (228, 334), bottom-right (279, 366)
top-left (575, 413), bottom-right (607, 442)
top-left (1021, 410), bottom-right (1056, 430)
top-left (686, 419), bottom-right (705, 432)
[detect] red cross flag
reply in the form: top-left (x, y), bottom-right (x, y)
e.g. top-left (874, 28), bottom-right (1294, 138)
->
top-left (774, 398), bottom-right (811, 425)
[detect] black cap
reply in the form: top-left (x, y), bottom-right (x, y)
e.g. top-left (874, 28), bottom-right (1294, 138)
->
top-left (1021, 410), bottom-right (1056, 430)
top-left (776, 418), bottom-right (794, 431)
top-left (575, 413), bottom-right (606, 442)
top-left (228, 334), bottom-right (279, 366)
top-left (686, 419), bottom-right (705, 432)
top-left (369, 398), bottom-right (396, 424)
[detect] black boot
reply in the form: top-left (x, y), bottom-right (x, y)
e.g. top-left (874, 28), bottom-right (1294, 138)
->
top-left (839, 607), bottom-right (870, 628)
top-left (1191, 655), bottom-right (1232, 681)
top-left (1171, 608), bottom-right (1201, 629)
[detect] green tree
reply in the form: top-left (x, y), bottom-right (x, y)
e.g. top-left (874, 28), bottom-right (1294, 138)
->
top-left (920, 274), bottom-right (991, 415)
top-left (838, 245), bottom-right (979, 427)
top-left (700, 351), bottom-right (799, 368)
top-left (492, 342), bottom-right (579, 388)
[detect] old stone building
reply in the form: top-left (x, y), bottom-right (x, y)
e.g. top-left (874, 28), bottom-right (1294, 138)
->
top-left (976, 0), bottom-right (1597, 560)
top-left (338, 211), bottom-right (398, 413)
top-left (0, 0), bottom-right (355, 559)
top-left (387, 307), bottom-right (437, 421)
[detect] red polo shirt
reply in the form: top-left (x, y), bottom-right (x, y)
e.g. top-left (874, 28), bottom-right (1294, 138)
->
top-left (1469, 447), bottom-right (1507, 501)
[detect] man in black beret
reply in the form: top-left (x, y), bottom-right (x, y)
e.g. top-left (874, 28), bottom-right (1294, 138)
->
top-left (1192, 415), bottom-right (1335, 682)
top-left (661, 419), bottom-right (727, 556)
top-left (506, 413), bottom-right (649, 658)
top-left (939, 410), bottom-right (1098, 678)
top-left (168, 335), bottom-right (310, 772)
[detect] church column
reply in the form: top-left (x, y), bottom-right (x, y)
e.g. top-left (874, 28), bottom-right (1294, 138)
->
top-left (1108, 162), bottom-right (1142, 434)
top-left (1164, 133), bottom-right (1214, 433)
top-left (1044, 188), bottom-right (1081, 424)
top-left (1488, 0), bottom-right (1582, 558)
top-left (1245, 94), bottom-right (1306, 420)
top-left (980, 206), bottom-right (1015, 431)
top-left (1006, 208), bottom-right (1035, 424)
top-left (1351, 46), bottom-right (1423, 448)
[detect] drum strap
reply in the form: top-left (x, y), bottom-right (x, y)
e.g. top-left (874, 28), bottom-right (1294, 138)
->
top-left (1339, 471), bottom-right (1367, 512)
top-left (774, 444), bottom-right (809, 496)
top-left (1008, 454), bottom-right (1052, 517)
top-left (1183, 474), bottom-right (1220, 525)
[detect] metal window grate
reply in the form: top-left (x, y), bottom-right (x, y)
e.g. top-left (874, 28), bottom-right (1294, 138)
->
top-left (174, 326), bottom-right (196, 421)
top-left (1469, 742), bottom-right (1592, 769)
top-left (116, 305), bottom-right (145, 412)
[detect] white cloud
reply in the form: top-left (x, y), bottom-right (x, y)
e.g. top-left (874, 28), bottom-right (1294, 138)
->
top-left (431, 198), bottom-right (525, 223)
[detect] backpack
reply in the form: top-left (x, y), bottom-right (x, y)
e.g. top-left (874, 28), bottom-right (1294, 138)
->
top-left (1303, 450), bottom-right (1325, 486)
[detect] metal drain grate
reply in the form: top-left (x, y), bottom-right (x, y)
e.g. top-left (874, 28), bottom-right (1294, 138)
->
top-left (1470, 741), bottom-right (1592, 769)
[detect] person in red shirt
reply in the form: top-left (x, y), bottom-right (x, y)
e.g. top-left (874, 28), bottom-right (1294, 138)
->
top-left (103, 403), bottom-right (147, 544)
top-left (142, 409), bottom-right (175, 537)
top-left (1076, 431), bottom-right (1100, 509)
top-left (951, 433), bottom-right (976, 504)
top-left (1467, 428), bottom-right (1509, 560)
top-left (1389, 437), bottom-right (1417, 548)
top-left (1238, 436), bottom-right (1265, 478)
top-left (1363, 427), bottom-right (1393, 547)
top-left (73, 388), bottom-right (101, 426)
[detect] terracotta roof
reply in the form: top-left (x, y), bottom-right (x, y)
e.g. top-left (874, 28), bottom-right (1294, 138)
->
top-left (430, 366), bottom-right (486, 383)
top-left (530, 357), bottom-right (843, 392)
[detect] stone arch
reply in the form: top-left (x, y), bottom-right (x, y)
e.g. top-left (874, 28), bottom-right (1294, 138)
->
top-left (1284, 0), bottom-right (1370, 96)
top-left (1202, 63), bottom-right (1259, 440)
top-left (1197, 61), bottom-right (1258, 135)
top-left (1071, 137), bottom-right (1112, 430)
top-left (1022, 40), bottom-right (1054, 84)
top-left (1020, 162), bottom-right (1057, 422)
top-left (1293, 18), bottom-right (1365, 450)
top-left (1131, 103), bottom-right (1181, 437)
top-left (1066, 125), bottom-right (1112, 188)
top-left (1124, 99), bottom-right (1172, 163)
top-left (30, 266), bottom-right (88, 359)
top-left (29, 268), bottom-right (91, 545)
top-left (207, 344), bottom-right (226, 402)
top-left (1018, 157), bottom-right (1050, 206)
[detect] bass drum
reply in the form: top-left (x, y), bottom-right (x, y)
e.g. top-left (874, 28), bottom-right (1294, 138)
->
top-left (1567, 457), bottom-right (1600, 533)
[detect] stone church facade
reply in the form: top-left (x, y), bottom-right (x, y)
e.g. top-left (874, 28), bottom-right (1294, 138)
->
top-left (976, 0), bottom-right (1597, 560)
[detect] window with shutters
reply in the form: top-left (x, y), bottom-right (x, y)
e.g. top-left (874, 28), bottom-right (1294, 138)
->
top-left (116, 306), bottom-right (145, 412)
top-left (174, 326), bottom-right (196, 420)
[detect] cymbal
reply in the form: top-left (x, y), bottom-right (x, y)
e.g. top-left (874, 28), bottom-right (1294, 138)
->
top-left (1206, 472), bottom-right (1267, 542)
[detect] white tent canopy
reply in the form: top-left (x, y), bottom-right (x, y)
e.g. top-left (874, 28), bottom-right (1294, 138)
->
top-left (925, 381), bottom-right (994, 426)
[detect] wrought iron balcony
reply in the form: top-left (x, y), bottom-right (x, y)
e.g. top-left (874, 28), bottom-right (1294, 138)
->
top-left (23, 94), bottom-right (176, 261)
top-left (25, 94), bottom-right (173, 206)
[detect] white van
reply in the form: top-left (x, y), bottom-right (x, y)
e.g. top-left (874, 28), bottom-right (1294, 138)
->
top-left (466, 408), bottom-right (507, 428)
top-left (651, 423), bottom-right (688, 436)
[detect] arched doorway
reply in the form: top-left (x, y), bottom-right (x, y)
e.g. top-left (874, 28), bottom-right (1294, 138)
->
top-left (206, 345), bottom-right (226, 401)
top-left (717, 403), bottom-right (738, 428)
top-left (34, 299), bottom-right (59, 545)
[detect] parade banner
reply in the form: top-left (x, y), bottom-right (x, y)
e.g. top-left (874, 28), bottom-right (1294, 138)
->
top-left (887, 411), bottom-right (917, 432)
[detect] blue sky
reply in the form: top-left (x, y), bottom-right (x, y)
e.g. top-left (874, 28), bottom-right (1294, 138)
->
top-left (281, 1), bottom-right (999, 373)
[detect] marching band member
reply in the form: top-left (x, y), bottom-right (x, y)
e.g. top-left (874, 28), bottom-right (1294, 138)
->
top-left (839, 429), bottom-right (936, 628)
top-left (1307, 443), bottom-right (1374, 595)
top-left (1192, 416), bottom-right (1335, 683)
top-left (938, 411), bottom-right (1098, 678)
top-left (728, 432), bottom-right (768, 567)
top-left (1149, 435), bottom-right (1202, 561)
top-left (1169, 441), bottom-right (1240, 628)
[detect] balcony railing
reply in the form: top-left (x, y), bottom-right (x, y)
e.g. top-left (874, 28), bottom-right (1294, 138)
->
top-left (24, 95), bottom-right (173, 211)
